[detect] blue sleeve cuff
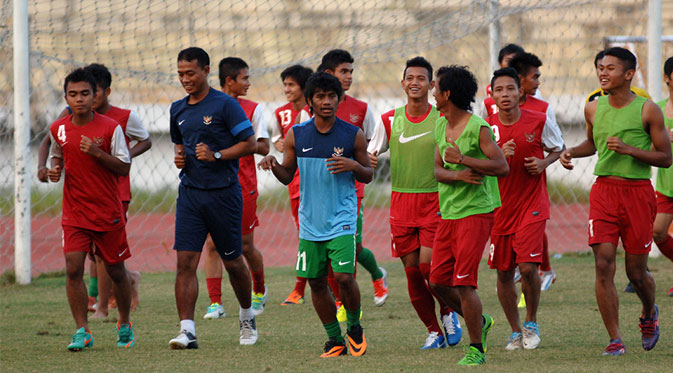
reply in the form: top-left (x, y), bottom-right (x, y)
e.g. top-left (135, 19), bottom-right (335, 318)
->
top-left (231, 119), bottom-right (253, 137)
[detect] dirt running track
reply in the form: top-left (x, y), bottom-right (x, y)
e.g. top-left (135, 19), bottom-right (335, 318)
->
top-left (0, 205), bottom-right (589, 276)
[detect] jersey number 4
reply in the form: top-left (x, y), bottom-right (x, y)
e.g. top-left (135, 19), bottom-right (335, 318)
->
top-left (57, 124), bottom-right (67, 143)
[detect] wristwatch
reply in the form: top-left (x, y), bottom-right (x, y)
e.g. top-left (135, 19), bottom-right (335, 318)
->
top-left (213, 151), bottom-right (222, 161)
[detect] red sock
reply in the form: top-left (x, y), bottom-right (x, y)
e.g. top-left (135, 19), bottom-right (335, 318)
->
top-left (540, 233), bottom-right (552, 272)
top-left (419, 262), bottom-right (453, 314)
top-left (655, 234), bottom-right (673, 261)
top-left (251, 270), bottom-right (265, 294)
top-left (327, 265), bottom-right (341, 301)
top-left (405, 266), bottom-right (441, 333)
top-left (293, 277), bottom-right (307, 296)
top-left (206, 277), bottom-right (222, 304)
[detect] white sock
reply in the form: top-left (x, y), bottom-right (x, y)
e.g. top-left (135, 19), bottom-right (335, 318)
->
top-left (180, 319), bottom-right (195, 335)
top-left (239, 307), bottom-right (254, 321)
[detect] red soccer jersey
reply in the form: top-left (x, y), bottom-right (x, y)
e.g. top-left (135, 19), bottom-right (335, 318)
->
top-left (104, 106), bottom-right (132, 202)
top-left (487, 109), bottom-right (550, 235)
top-left (274, 102), bottom-right (302, 198)
top-left (237, 98), bottom-right (260, 196)
top-left (50, 113), bottom-right (126, 231)
top-left (484, 94), bottom-right (549, 117)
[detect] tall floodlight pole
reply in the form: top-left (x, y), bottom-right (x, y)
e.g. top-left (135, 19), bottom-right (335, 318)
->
top-left (13, 0), bottom-right (31, 284)
top-left (648, 0), bottom-right (662, 102)
top-left (488, 0), bottom-right (501, 73)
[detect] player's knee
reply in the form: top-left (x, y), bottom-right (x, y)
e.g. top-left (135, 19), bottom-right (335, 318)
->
top-left (518, 264), bottom-right (537, 279)
top-left (308, 277), bottom-right (328, 292)
top-left (653, 229), bottom-right (667, 243)
top-left (65, 264), bottom-right (84, 280)
top-left (497, 269), bottom-right (514, 282)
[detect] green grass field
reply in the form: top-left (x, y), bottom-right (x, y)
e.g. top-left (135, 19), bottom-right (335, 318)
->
top-left (1, 254), bottom-right (672, 372)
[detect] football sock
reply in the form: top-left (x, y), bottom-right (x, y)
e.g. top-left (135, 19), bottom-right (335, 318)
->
top-left (323, 320), bottom-right (344, 343)
top-left (206, 277), bottom-right (222, 304)
top-left (346, 308), bottom-right (361, 330)
top-left (471, 343), bottom-right (484, 353)
top-left (293, 277), bottom-right (307, 296)
top-left (239, 307), bottom-right (254, 321)
top-left (540, 233), bottom-right (552, 272)
top-left (655, 234), bottom-right (673, 261)
top-left (180, 319), bottom-right (195, 335)
top-left (251, 270), bottom-right (265, 294)
top-left (88, 277), bottom-right (98, 298)
top-left (405, 266), bottom-right (442, 333)
top-left (356, 247), bottom-right (383, 280)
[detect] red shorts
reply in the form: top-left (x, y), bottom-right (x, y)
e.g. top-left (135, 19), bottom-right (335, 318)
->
top-left (63, 225), bottom-right (130, 265)
top-left (656, 191), bottom-right (673, 214)
top-left (242, 193), bottom-right (259, 235)
top-left (488, 220), bottom-right (546, 271)
top-left (390, 222), bottom-right (439, 258)
top-left (290, 196), bottom-right (300, 230)
top-left (588, 177), bottom-right (656, 254)
top-left (430, 213), bottom-right (493, 288)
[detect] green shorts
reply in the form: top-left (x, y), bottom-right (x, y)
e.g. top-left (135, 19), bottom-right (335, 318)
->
top-left (296, 234), bottom-right (356, 278)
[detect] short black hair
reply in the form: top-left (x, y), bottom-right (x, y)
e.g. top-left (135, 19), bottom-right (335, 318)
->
top-left (436, 65), bottom-right (478, 112)
top-left (498, 44), bottom-right (525, 64)
top-left (403, 56), bottom-right (433, 80)
top-left (509, 52), bottom-right (543, 77)
top-left (177, 47), bottom-right (210, 68)
top-left (304, 72), bottom-right (343, 102)
top-left (593, 50), bottom-right (606, 68)
top-left (490, 67), bottom-right (521, 89)
top-left (319, 49), bottom-right (354, 72)
top-left (603, 47), bottom-right (637, 72)
top-left (63, 67), bottom-right (97, 95)
top-left (665, 56), bottom-right (673, 78)
top-left (218, 57), bottom-right (248, 87)
top-left (84, 63), bottom-right (112, 89)
top-left (280, 65), bottom-right (313, 90)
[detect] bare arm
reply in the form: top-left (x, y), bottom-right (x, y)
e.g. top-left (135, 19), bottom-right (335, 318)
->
top-left (560, 101), bottom-right (597, 170)
top-left (174, 144), bottom-right (186, 168)
top-left (325, 129), bottom-right (373, 183)
top-left (129, 137), bottom-right (152, 158)
top-left (606, 100), bottom-right (672, 168)
top-left (38, 108), bottom-right (70, 181)
top-left (258, 128), bottom-right (297, 185)
top-left (80, 134), bottom-right (130, 176)
top-left (196, 135), bottom-right (256, 162)
top-left (256, 138), bottom-right (270, 156)
top-left (434, 147), bottom-right (485, 185)
top-left (524, 147), bottom-right (563, 175)
top-left (443, 127), bottom-right (508, 177)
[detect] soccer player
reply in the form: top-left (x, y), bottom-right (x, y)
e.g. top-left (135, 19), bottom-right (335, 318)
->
top-left (507, 52), bottom-right (565, 291)
top-left (430, 65), bottom-right (509, 365)
top-left (47, 68), bottom-right (135, 350)
top-left (258, 72), bottom-right (372, 357)
top-left (651, 56), bottom-right (673, 296)
top-left (367, 56), bottom-right (462, 349)
top-left (303, 49), bottom-right (388, 317)
top-left (272, 65), bottom-right (314, 306)
top-left (486, 67), bottom-right (563, 351)
top-left (168, 47), bottom-right (258, 349)
top-left (202, 57), bottom-right (270, 319)
top-left (560, 47), bottom-right (670, 355)
top-left (83, 63), bottom-right (148, 319)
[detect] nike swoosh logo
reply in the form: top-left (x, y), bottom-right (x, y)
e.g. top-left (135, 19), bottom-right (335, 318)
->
top-left (224, 250), bottom-right (235, 256)
top-left (456, 274), bottom-right (470, 279)
top-left (179, 120), bottom-right (185, 125)
top-left (302, 147), bottom-right (313, 152)
top-left (530, 253), bottom-right (541, 257)
top-left (118, 248), bottom-right (128, 257)
top-left (249, 221), bottom-right (256, 229)
top-left (645, 241), bottom-right (652, 248)
top-left (398, 131), bottom-right (432, 144)
top-left (338, 261), bottom-right (351, 266)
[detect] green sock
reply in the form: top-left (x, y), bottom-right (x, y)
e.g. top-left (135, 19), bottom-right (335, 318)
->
top-left (346, 308), bottom-right (361, 330)
top-left (88, 277), bottom-right (98, 298)
top-left (323, 321), bottom-right (344, 343)
top-left (357, 248), bottom-right (383, 280)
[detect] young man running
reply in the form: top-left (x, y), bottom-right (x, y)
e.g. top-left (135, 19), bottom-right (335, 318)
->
top-left (168, 47), bottom-right (258, 348)
top-left (651, 56), bottom-right (673, 296)
top-left (486, 68), bottom-right (563, 351)
top-left (430, 65), bottom-right (509, 365)
top-left (48, 68), bottom-right (135, 350)
top-left (368, 57), bottom-right (462, 349)
top-left (259, 72), bottom-right (372, 357)
top-left (307, 49), bottom-right (389, 318)
top-left (272, 65), bottom-right (314, 306)
top-left (202, 57), bottom-right (270, 319)
top-left (560, 47), bottom-right (670, 355)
